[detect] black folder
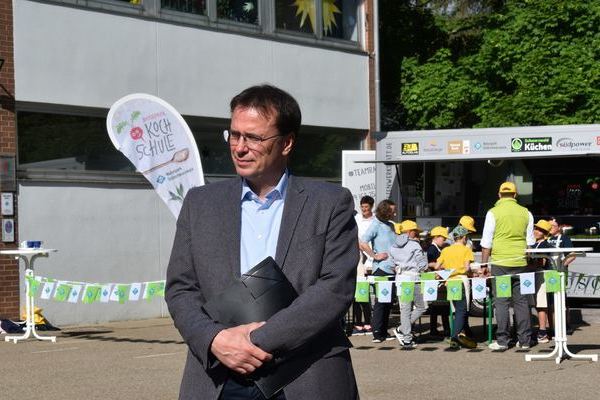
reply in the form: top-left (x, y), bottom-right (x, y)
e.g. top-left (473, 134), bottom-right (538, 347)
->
top-left (202, 257), bottom-right (313, 399)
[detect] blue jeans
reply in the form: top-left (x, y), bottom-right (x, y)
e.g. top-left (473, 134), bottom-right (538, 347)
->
top-left (451, 298), bottom-right (467, 340)
top-left (220, 377), bottom-right (287, 400)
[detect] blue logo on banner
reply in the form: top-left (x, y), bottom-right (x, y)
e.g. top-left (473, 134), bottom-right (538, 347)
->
top-left (524, 280), bottom-right (532, 287)
top-left (381, 288), bottom-right (389, 296)
top-left (427, 287), bottom-right (436, 295)
top-left (500, 283), bottom-right (509, 291)
top-left (476, 284), bottom-right (484, 292)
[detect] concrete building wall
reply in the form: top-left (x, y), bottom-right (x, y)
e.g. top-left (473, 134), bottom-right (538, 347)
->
top-left (13, 1), bottom-right (370, 130)
top-left (18, 182), bottom-right (176, 325)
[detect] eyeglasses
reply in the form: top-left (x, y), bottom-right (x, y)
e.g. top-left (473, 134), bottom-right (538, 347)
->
top-left (224, 130), bottom-right (283, 149)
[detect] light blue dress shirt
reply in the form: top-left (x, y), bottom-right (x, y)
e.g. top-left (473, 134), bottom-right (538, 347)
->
top-left (240, 171), bottom-right (288, 274)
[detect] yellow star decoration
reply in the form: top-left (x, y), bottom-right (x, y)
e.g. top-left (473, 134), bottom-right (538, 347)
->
top-left (292, 0), bottom-right (341, 34)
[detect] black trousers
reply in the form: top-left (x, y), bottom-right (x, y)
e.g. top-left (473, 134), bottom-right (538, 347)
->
top-left (220, 377), bottom-right (287, 400)
top-left (370, 269), bottom-right (395, 340)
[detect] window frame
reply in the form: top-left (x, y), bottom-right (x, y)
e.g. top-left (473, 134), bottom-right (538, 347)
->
top-left (40, 0), bottom-right (366, 53)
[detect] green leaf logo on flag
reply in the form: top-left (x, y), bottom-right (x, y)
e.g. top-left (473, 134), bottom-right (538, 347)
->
top-left (400, 281), bottom-right (415, 303)
top-left (82, 286), bottom-right (101, 304)
top-left (545, 270), bottom-right (561, 293)
top-left (447, 279), bottom-right (463, 301)
top-left (146, 281), bottom-right (166, 301)
top-left (54, 284), bottom-right (72, 302)
top-left (354, 281), bottom-right (370, 302)
top-left (27, 276), bottom-right (40, 298)
top-left (496, 275), bottom-right (512, 298)
top-left (420, 272), bottom-right (436, 281)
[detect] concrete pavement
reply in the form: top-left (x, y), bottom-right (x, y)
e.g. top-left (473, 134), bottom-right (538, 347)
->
top-left (1, 317), bottom-right (598, 399)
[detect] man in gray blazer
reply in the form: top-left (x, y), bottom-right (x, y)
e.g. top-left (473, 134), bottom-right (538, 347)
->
top-left (166, 85), bottom-right (359, 400)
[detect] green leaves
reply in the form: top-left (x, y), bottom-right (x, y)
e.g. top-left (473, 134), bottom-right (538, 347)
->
top-left (115, 121), bottom-right (128, 134)
top-left (130, 111), bottom-right (141, 124)
top-left (394, 0), bottom-right (600, 129)
top-left (169, 183), bottom-right (185, 202)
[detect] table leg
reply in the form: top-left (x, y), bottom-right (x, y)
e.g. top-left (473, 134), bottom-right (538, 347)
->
top-left (4, 267), bottom-right (56, 343)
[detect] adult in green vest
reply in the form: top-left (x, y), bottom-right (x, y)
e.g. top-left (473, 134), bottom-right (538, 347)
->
top-left (480, 182), bottom-right (535, 351)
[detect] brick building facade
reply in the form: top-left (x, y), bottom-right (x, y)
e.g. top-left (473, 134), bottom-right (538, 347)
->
top-left (0, 0), bottom-right (19, 319)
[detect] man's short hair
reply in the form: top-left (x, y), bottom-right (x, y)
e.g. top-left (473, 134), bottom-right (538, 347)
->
top-left (375, 199), bottom-right (395, 221)
top-left (230, 84), bottom-right (302, 137)
top-left (360, 196), bottom-right (374, 207)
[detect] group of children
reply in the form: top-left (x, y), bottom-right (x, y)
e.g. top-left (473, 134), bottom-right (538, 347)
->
top-left (355, 194), bottom-right (573, 350)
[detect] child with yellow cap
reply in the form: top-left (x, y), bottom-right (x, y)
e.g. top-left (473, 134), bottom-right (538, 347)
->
top-left (531, 219), bottom-right (553, 344)
top-left (427, 226), bottom-right (450, 338)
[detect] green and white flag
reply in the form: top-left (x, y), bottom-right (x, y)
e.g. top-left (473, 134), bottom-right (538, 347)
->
top-left (117, 284), bottom-right (130, 304)
top-left (145, 281), bottom-right (165, 301)
top-left (40, 280), bottom-right (56, 300)
top-left (496, 275), bottom-right (512, 298)
top-left (471, 278), bottom-right (487, 300)
top-left (354, 281), bottom-right (370, 302)
top-left (376, 281), bottom-right (393, 303)
top-left (447, 279), bottom-right (463, 301)
top-left (129, 283), bottom-right (142, 301)
top-left (27, 276), bottom-right (41, 298)
top-left (109, 285), bottom-right (121, 302)
top-left (82, 285), bottom-right (101, 304)
top-left (54, 283), bottom-right (72, 302)
top-left (399, 281), bottom-right (415, 303)
top-left (68, 284), bottom-right (83, 303)
top-left (545, 270), bottom-right (561, 293)
top-left (436, 269), bottom-right (454, 281)
top-left (422, 280), bottom-right (438, 301)
top-left (100, 285), bottom-right (112, 303)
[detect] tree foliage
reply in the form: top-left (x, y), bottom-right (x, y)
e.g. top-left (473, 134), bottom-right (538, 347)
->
top-left (383, 0), bottom-right (600, 129)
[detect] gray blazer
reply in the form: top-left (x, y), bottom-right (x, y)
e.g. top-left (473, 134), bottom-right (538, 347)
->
top-left (165, 175), bottom-right (359, 400)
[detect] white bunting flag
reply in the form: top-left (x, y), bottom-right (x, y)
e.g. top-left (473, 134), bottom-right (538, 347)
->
top-left (68, 284), bottom-right (83, 303)
top-left (435, 269), bottom-right (454, 281)
top-left (109, 285), bottom-right (120, 302)
top-left (422, 280), bottom-right (439, 302)
top-left (376, 281), bottom-right (393, 303)
top-left (520, 272), bottom-right (536, 295)
top-left (100, 285), bottom-right (112, 303)
top-left (129, 283), bottom-right (142, 301)
top-left (40, 281), bottom-right (56, 300)
top-left (367, 276), bottom-right (376, 284)
top-left (471, 278), bottom-right (487, 300)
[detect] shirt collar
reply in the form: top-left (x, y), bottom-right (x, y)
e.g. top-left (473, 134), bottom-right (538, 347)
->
top-left (241, 169), bottom-right (289, 203)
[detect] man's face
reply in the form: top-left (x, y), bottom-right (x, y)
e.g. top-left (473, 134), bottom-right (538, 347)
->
top-left (549, 220), bottom-right (560, 236)
top-left (360, 203), bottom-right (372, 218)
top-left (229, 107), bottom-right (293, 183)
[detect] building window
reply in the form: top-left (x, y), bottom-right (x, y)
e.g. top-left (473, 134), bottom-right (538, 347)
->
top-left (161, 0), bottom-right (207, 15)
top-left (276, 0), bottom-right (316, 35)
top-left (217, 0), bottom-right (259, 24)
top-left (323, 0), bottom-right (359, 41)
top-left (17, 112), bottom-right (134, 172)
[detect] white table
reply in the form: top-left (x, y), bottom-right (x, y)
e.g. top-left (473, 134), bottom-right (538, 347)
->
top-left (1, 248), bottom-right (57, 343)
top-left (525, 247), bottom-right (598, 363)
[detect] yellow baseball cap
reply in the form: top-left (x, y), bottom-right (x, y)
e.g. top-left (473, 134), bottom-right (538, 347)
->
top-left (498, 181), bottom-right (517, 194)
top-left (459, 215), bottom-right (476, 233)
top-left (393, 222), bottom-right (403, 235)
top-left (400, 220), bottom-right (422, 233)
top-left (534, 219), bottom-right (552, 233)
top-left (430, 226), bottom-right (449, 239)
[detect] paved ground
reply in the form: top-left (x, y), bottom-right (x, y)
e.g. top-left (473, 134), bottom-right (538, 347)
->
top-left (1, 317), bottom-right (599, 399)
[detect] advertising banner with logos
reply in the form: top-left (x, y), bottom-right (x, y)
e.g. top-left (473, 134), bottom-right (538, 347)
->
top-left (374, 124), bottom-right (600, 210)
top-left (342, 150), bottom-right (377, 212)
top-left (107, 94), bottom-right (205, 218)
top-left (375, 124), bottom-right (600, 163)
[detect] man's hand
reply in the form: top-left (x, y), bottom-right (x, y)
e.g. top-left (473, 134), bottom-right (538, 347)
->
top-left (210, 322), bottom-right (272, 375)
top-left (373, 252), bottom-right (388, 261)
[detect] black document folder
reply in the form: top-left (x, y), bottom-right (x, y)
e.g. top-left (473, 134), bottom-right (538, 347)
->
top-left (202, 257), bottom-right (312, 399)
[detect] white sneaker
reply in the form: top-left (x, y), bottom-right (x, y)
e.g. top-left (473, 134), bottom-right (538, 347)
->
top-left (488, 341), bottom-right (508, 351)
top-left (393, 327), bottom-right (404, 345)
top-left (516, 342), bottom-right (530, 350)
